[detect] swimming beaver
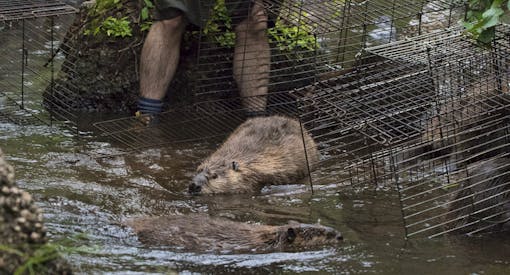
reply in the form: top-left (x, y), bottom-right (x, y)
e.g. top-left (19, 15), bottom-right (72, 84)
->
top-left (189, 115), bottom-right (320, 194)
top-left (446, 156), bottom-right (510, 234)
top-left (127, 214), bottom-right (342, 253)
top-left (420, 89), bottom-right (510, 164)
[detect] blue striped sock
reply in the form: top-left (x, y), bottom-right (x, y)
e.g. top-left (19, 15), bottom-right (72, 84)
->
top-left (137, 97), bottom-right (163, 114)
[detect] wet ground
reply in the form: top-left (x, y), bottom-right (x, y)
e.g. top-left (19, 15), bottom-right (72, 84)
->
top-left (2, 120), bottom-right (510, 274)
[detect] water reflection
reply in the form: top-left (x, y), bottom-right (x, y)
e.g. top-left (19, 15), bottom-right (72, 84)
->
top-left (2, 118), bottom-right (509, 274)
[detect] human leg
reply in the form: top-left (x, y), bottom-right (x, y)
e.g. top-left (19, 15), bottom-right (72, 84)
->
top-left (138, 15), bottom-right (186, 115)
top-left (233, 0), bottom-right (270, 114)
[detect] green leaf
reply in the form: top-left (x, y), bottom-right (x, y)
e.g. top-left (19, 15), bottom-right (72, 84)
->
top-left (478, 27), bottom-right (496, 43)
top-left (481, 7), bottom-right (504, 29)
top-left (144, 0), bottom-right (154, 8)
top-left (141, 7), bottom-right (149, 20)
top-left (141, 21), bottom-right (153, 32)
top-left (482, 6), bottom-right (504, 19)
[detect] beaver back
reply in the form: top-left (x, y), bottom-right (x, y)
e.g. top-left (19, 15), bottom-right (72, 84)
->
top-left (193, 115), bottom-right (320, 194)
top-left (127, 214), bottom-right (341, 253)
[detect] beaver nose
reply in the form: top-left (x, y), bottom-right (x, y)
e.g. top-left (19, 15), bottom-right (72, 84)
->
top-left (188, 183), bottom-right (201, 194)
top-left (189, 173), bottom-right (207, 194)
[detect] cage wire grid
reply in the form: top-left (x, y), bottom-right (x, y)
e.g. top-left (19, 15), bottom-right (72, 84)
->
top-left (192, 0), bottom-right (466, 100)
top-left (94, 0), bottom-right (465, 148)
top-left (0, 0), bottom-right (77, 126)
top-left (358, 26), bottom-right (510, 238)
top-left (9, 0), bottom-right (510, 239)
top-left (92, 1), bottom-right (470, 203)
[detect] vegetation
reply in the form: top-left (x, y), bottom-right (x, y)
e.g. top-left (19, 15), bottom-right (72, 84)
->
top-left (84, 0), bottom-right (155, 37)
top-left (203, 0), bottom-right (318, 51)
top-left (203, 0), bottom-right (236, 47)
top-left (0, 234), bottom-right (96, 275)
top-left (140, 0), bottom-right (154, 32)
top-left (464, 0), bottom-right (510, 43)
top-left (84, 0), bottom-right (317, 51)
top-left (268, 18), bottom-right (317, 52)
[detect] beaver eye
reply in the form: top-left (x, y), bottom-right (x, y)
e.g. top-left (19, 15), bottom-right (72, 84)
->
top-left (232, 161), bottom-right (240, 171)
top-left (286, 228), bottom-right (296, 242)
top-left (210, 173), bottom-right (218, 179)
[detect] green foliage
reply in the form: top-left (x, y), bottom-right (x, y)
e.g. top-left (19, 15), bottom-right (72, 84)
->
top-left (203, 0), bottom-right (235, 47)
top-left (203, 0), bottom-right (317, 51)
top-left (140, 0), bottom-right (154, 32)
top-left (84, 0), bottom-right (154, 37)
top-left (102, 16), bottom-right (133, 37)
top-left (0, 234), bottom-right (97, 275)
top-left (92, 0), bottom-right (121, 12)
top-left (85, 16), bottom-right (132, 37)
top-left (464, 0), bottom-right (509, 43)
top-left (268, 18), bottom-right (318, 52)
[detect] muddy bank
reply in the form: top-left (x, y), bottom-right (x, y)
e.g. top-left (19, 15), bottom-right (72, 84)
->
top-left (43, 0), bottom-right (198, 113)
top-left (43, 0), bottom-right (319, 114)
top-left (0, 148), bottom-right (72, 274)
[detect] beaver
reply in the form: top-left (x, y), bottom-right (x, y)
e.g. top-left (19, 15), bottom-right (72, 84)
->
top-left (126, 214), bottom-right (342, 253)
top-left (446, 156), bottom-right (510, 234)
top-left (188, 115), bottom-right (320, 194)
top-left (419, 91), bottom-right (510, 164)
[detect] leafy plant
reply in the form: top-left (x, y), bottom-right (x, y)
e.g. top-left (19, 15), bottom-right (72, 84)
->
top-left (101, 16), bottom-right (133, 37)
top-left (140, 0), bottom-right (154, 32)
top-left (464, 0), bottom-right (510, 43)
top-left (203, 0), bottom-right (317, 51)
top-left (85, 16), bottom-right (132, 37)
top-left (203, 0), bottom-right (235, 47)
top-left (0, 234), bottom-right (97, 275)
top-left (90, 0), bottom-right (121, 13)
top-left (84, 0), bottom-right (152, 37)
top-left (268, 17), bottom-right (318, 52)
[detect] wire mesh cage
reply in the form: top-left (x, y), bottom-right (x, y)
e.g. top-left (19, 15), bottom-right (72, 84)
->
top-left (359, 26), bottom-right (510, 238)
top-left (0, 0), bottom-right (77, 126)
top-left (192, 0), bottom-right (466, 102)
top-left (9, 0), bottom-right (510, 239)
top-left (94, 0), bottom-right (465, 149)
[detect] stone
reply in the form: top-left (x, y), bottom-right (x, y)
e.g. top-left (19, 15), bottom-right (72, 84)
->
top-left (0, 147), bottom-right (73, 274)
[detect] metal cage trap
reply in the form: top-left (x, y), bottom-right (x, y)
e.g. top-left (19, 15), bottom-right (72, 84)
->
top-left (6, 1), bottom-right (510, 239)
top-left (93, 0), bottom-right (465, 149)
top-left (359, 26), bottom-right (510, 238)
top-left (0, 0), bottom-right (77, 126)
top-left (92, 23), bottom-right (510, 239)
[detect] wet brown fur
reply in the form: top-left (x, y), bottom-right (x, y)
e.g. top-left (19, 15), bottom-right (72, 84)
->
top-left (420, 85), bottom-right (510, 163)
top-left (446, 156), bottom-right (510, 234)
top-left (127, 214), bottom-right (342, 253)
top-left (193, 115), bottom-right (320, 194)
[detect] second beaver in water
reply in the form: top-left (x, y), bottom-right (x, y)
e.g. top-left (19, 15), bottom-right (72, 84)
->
top-left (127, 214), bottom-right (342, 253)
top-left (189, 115), bottom-right (320, 194)
top-left (446, 156), bottom-right (510, 234)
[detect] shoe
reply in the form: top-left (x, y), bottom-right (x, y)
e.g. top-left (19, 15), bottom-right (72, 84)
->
top-left (134, 111), bottom-right (158, 126)
top-left (130, 111), bottom-right (160, 135)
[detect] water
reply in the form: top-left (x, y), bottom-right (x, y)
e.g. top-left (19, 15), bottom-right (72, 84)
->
top-left (2, 120), bottom-right (510, 274)
top-left (2, 2), bottom-right (510, 274)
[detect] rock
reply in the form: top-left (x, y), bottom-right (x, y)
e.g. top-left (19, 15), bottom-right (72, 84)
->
top-left (0, 148), bottom-right (73, 274)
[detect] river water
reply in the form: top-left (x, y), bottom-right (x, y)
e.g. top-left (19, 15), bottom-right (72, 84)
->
top-left (2, 1), bottom-right (510, 274)
top-left (3, 121), bottom-right (510, 274)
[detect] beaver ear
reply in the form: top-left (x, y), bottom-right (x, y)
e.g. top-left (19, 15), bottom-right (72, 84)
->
top-left (286, 227), bottom-right (296, 242)
top-left (232, 161), bottom-right (240, 171)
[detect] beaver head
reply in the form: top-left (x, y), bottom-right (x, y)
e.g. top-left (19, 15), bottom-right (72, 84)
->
top-left (189, 161), bottom-right (247, 194)
top-left (268, 222), bottom-right (343, 250)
